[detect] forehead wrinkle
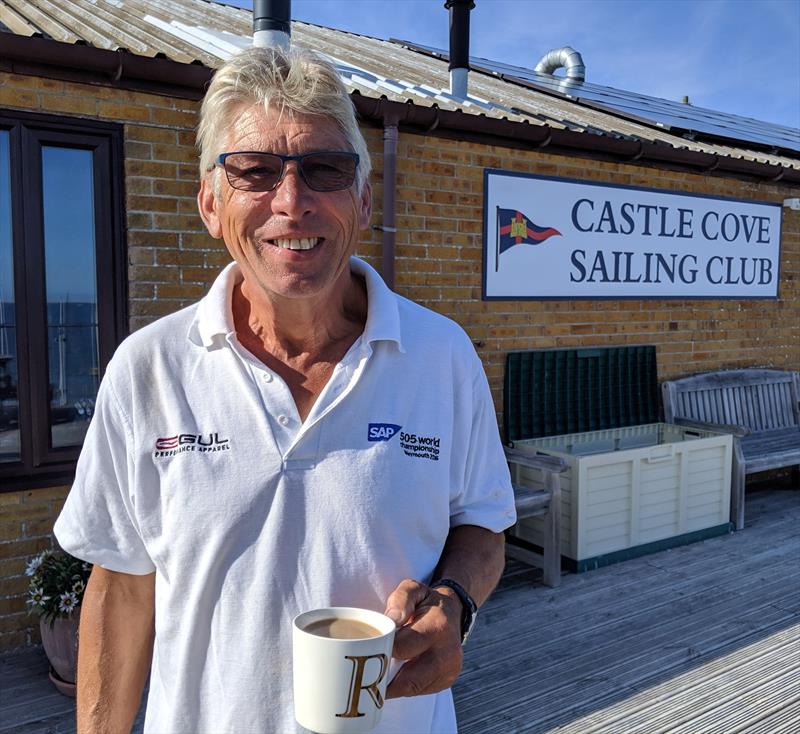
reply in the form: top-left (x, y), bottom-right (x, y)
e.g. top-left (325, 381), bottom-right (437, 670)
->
top-left (226, 105), bottom-right (350, 156)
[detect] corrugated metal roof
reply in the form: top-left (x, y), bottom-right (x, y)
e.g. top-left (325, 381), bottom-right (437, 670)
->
top-left (403, 41), bottom-right (800, 154)
top-left (1, 0), bottom-right (798, 171)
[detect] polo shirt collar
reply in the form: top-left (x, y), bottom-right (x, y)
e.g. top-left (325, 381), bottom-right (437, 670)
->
top-left (349, 257), bottom-right (404, 353)
top-left (188, 257), bottom-right (403, 352)
top-left (188, 261), bottom-right (240, 348)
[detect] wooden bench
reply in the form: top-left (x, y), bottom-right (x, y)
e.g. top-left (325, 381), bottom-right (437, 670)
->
top-left (662, 369), bottom-right (800, 530)
top-left (504, 447), bottom-right (566, 587)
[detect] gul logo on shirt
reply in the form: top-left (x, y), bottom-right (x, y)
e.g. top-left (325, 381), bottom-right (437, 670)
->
top-left (153, 432), bottom-right (230, 458)
top-left (367, 423), bottom-right (402, 442)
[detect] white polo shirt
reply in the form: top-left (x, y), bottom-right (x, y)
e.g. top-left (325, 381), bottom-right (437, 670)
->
top-left (55, 257), bottom-right (515, 734)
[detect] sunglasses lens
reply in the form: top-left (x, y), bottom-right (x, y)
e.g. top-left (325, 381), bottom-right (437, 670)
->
top-left (222, 153), bottom-right (283, 191)
top-left (220, 152), bottom-right (358, 192)
top-left (301, 153), bottom-right (358, 191)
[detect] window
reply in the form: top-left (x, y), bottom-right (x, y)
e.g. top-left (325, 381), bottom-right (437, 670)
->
top-left (0, 111), bottom-right (126, 489)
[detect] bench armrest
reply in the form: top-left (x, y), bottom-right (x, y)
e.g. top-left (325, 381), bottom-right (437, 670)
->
top-left (505, 446), bottom-right (564, 587)
top-left (670, 417), bottom-right (750, 437)
top-left (505, 446), bottom-right (567, 473)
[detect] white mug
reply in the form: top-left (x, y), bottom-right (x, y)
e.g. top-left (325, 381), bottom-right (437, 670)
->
top-left (293, 607), bottom-right (397, 734)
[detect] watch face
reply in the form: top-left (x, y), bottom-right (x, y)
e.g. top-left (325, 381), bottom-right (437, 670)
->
top-left (462, 607), bottom-right (477, 645)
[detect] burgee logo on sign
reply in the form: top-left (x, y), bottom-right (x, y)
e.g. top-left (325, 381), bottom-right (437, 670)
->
top-left (495, 207), bottom-right (561, 272)
top-left (483, 170), bottom-right (782, 300)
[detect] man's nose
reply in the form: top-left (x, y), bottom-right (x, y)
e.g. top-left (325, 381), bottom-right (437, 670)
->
top-left (270, 162), bottom-right (315, 218)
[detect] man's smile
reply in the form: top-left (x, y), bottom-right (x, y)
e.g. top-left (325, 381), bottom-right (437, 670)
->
top-left (268, 236), bottom-right (324, 251)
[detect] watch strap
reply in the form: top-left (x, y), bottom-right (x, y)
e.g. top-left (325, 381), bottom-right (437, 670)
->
top-left (430, 578), bottom-right (478, 645)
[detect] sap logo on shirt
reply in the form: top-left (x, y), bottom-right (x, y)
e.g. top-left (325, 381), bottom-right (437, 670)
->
top-left (368, 423), bottom-right (402, 442)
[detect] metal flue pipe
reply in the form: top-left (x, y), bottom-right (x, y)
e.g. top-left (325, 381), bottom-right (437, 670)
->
top-left (534, 46), bottom-right (586, 82)
top-left (445, 0), bottom-right (474, 99)
top-left (253, 0), bottom-right (291, 50)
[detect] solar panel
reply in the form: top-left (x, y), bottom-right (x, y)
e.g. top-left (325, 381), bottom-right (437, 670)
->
top-left (394, 41), bottom-right (800, 154)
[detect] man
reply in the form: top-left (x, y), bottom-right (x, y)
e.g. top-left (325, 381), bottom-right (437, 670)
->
top-left (55, 46), bottom-right (515, 733)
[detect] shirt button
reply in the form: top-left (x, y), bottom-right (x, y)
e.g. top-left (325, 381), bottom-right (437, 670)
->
top-left (263, 372), bottom-right (273, 382)
top-left (278, 414), bottom-right (289, 426)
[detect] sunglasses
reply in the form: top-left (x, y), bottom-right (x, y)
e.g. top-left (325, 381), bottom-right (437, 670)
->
top-left (215, 151), bottom-right (360, 192)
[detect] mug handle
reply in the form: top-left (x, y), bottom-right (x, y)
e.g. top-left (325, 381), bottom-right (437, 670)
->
top-left (388, 657), bottom-right (405, 683)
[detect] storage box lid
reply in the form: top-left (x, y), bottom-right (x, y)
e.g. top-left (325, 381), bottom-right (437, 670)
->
top-left (504, 345), bottom-right (660, 442)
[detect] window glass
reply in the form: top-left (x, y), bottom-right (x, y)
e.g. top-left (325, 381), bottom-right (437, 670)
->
top-left (0, 131), bottom-right (19, 463)
top-left (41, 146), bottom-right (99, 450)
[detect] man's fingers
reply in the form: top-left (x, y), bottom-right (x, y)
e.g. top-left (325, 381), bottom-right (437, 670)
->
top-left (382, 579), bottom-right (465, 699)
top-left (386, 647), bottom-right (462, 699)
top-left (388, 582), bottom-right (463, 660)
top-left (391, 615), bottom-right (432, 661)
top-left (383, 578), bottom-right (428, 626)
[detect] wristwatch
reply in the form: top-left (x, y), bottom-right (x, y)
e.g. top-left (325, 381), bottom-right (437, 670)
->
top-left (430, 578), bottom-right (478, 645)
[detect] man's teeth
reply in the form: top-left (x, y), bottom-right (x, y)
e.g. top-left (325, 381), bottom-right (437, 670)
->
top-left (272, 237), bottom-right (320, 250)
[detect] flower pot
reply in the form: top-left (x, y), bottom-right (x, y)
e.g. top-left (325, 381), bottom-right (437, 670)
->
top-left (39, 613), bottom-right (79, 697)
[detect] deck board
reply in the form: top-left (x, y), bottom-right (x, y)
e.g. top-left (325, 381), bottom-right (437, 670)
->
top-left (1, 487), bottom-right (797, 734)
top-left (454, 486), bottom-right (800, 734)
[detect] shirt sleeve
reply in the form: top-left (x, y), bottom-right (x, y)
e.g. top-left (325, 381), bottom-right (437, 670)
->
top-left (54, 372), bottom-right (156, 575)
top-left (448, 352), bottom-right (517, 533)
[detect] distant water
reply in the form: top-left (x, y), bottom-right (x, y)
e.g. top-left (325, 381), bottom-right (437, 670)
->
top-left (0, 300), bottom-right (99, 407)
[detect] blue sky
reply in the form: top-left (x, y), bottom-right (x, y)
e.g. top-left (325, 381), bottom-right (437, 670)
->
top-left (222, 0), bottom-right (800, 129)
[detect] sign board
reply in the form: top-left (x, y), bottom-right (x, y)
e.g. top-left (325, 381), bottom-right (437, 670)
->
top-left (483, 171), bottom-right (782, 300)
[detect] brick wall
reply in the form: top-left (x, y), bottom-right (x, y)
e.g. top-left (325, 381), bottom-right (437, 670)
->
top-left (0, 71), bottom-right (798, 650)
top-left (0, 487), bottom-right (68, 649)
top-left (388, 135), bottom-right (800, 418)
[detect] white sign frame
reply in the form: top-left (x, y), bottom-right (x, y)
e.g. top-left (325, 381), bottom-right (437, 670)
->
top-left (482, 170), bottom-right (782, 300)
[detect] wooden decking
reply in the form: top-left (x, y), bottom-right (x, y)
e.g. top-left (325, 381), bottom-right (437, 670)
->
top-left (1, 487), bottom-right (798, 734)
top-left (455, 486), bottom-right (800, 734)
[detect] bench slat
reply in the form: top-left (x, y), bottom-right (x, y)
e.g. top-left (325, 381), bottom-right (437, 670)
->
top-left (742, 429), bottom-right (800, 453)
top-left (742, 429), bottom-right (800, 471)
top-left (673, 379), bottom-right (798, 433)
top-left (512, 484), bottom-right (552, 517)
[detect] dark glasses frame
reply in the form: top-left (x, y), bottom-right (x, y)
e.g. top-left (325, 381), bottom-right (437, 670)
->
top-left (215, 151), bottom-right (360, 192)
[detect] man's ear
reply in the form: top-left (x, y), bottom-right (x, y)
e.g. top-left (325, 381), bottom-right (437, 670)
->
top-left (358, 181), bottom-right (372, 231)
top-left (198, 177), bottom-right (223, 238)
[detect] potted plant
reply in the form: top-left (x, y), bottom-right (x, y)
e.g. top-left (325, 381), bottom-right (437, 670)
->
top-left (26, 548), bottom-right (92, 696)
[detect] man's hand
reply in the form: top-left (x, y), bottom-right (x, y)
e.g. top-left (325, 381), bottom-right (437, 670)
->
top-left (381, 526), bottom-right (506, 699)
top-left (383, 578), bottom-right (464, 699)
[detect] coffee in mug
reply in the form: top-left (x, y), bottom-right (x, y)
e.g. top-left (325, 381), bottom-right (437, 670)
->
top-left (303, 618), bottom-right (382, 640)
top-left (293, 607), bottom-right (397, 734)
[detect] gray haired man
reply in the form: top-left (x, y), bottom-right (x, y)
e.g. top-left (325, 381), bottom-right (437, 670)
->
top-left (55, 46), bottom-right (515, 733)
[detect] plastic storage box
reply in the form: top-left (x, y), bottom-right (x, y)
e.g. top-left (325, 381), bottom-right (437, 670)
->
top-left (510, 423), bottom-right (733, 571)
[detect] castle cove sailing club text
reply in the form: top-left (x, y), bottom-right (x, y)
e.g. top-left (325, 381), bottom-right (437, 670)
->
top-left (483, 171), bottom-right (781, 300)
top-left (570, 198), bottom-right (773, 286)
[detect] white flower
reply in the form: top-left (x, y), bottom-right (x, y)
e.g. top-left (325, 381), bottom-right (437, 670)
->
top-left (27, 587), bottom-right (50, 607)
top-left (58, 592), bottom-right (79, 614)
top-left (72, 580), bottom-right (85, 595)
top-left (25, 555), bottom-right (44, 577)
